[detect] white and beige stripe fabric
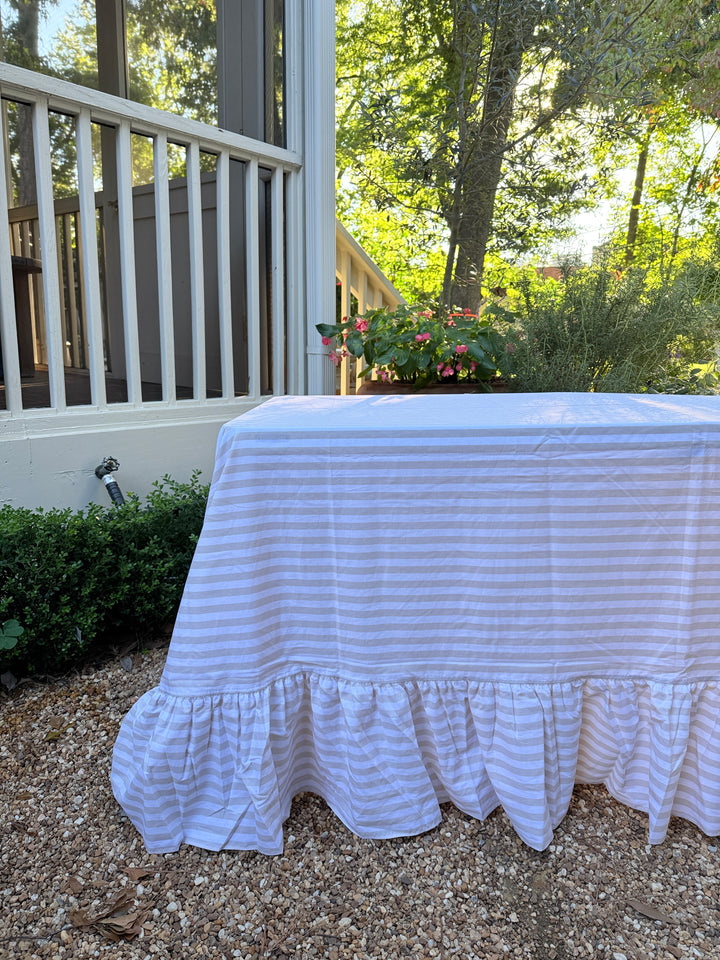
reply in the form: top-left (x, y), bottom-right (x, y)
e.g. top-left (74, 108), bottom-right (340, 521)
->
top-left (112, 394), bottom-right (720, 854)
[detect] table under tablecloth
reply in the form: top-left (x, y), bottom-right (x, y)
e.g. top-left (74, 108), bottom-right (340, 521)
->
top-left (112, 393), bottom-right (720, 854)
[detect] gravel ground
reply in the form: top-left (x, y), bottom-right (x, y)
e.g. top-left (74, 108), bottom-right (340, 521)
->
top-left (2, 645), bottom-right (719, 960)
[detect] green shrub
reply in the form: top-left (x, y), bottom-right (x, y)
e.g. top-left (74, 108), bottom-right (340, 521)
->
top-left (0, 472), bottom-right (209, 678)
top-left (502, 263), bottom-right (720, 394)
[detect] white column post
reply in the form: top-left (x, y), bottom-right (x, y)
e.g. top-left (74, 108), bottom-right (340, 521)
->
top-left (303, 0), bottom-right (336, 395)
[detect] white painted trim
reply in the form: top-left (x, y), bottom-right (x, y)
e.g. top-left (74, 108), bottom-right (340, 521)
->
top-left (74, 145), bottom-right (107, 403)
top-left (0, 398), bottom-right (261, 440)
top-left (271, 166), bottom-right (285, 395)
top-left (0, 102), bottom-right (21, 413)
top-left (216, 149), bottom-right (234, 399)
top-left (153, 132), bottom-right (176, 403)
top-left (339, 247), bottom-right (352, 395)
top-left (33, 98), bottom-right (66, 410)
top-left (285, 167), bottom-right (305, 396)
top-left (186, 141), bottom-right (206, 400)
top-left (335, 220), bottom-right (404, 306)
top-left (0, 62), bottom-right (301, 170)
top-left (116, 120), bottom-right (142, 404)
top-left (303, 0), bottom-right (336, 396)
top-left (284, 0), bottom-right (305, 396)
top-left (245, 158), bottom-right (261, 397)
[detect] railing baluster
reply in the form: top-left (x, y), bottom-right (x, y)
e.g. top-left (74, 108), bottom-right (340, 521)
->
top-left (245, 158), bottom-right (261, 397)
top-left (64, 212), bottom-right (81, 367)
top-left (75, 108), bottom-right (107, 407)
top-left (153, 132), bottom-right (176, 403)
top-left (116, 120), bottom-right (142, 404)
top-left (216, 149), bottom-right (234, 399)
top-left (0, 102), bottom-right (22, 413)
top-left (186, 140), bottom-right (206, 400)
top-left (271, 166), bottom-right (285, 396)
top-left (284, 165), bottom-right (304, 396)
top-left (33, 98), bottom-right (66, 410)
top-left (340, 248), bottom-right (352, 395)
top-left (55, 213), bottom-right (68, 364)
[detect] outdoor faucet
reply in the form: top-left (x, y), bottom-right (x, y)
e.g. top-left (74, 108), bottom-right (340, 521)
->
top-left (94, 456), bottom-right (125, 507)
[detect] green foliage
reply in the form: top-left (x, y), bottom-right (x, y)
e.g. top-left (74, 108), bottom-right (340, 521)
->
top-left (0, 473), bottom-right (209, 677)
top-left (317, 303), bottom-right (514, 387)
top-left (501, 262), bottom-right (720, 393)
top-left (336, 0), bottom-right (703, 306)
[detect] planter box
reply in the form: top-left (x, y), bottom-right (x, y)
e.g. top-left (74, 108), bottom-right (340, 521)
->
top-left (356, 377), bottom-right (509, 395)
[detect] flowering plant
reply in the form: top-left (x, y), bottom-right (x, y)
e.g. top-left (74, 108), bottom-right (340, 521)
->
top-left (316, 303), bottom-right (515, 389)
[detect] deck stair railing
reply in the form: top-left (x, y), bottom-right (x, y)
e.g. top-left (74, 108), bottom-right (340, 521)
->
top-left (334, 220), bottom-right (404, 394)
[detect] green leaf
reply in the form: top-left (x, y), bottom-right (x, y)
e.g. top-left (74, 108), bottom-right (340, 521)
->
top-left (374, 350), bottom-right (396, 366)
top-left (467, 342), bottom-right (487, 362)
top-left (393, 347), bottom-right (411, 365)
top-left (316, 323), bottom-right (340, 338)
top-left (345, 330), bottom-right (365, 357)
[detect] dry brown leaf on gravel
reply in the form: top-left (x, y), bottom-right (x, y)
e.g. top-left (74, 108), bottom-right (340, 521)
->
top-left (626, 898), bottom-right (672, 923)
top-left (66, 876), bottom-right (84, 894)
top-left (123, 866), bottom-right (154, 882)
top-left (69, 889), bottom-right (153, 942)
top-left (93, 907), bottom-right (153, 942)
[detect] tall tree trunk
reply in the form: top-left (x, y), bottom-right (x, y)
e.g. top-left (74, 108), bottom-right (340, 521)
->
top-left (624, 118), bottom-right (655, 267)
top-left (449, 14), bottom-right (533, 310)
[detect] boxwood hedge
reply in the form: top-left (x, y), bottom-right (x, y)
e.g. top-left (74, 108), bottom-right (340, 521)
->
top-left (0, 472), bottom-right (209, 678)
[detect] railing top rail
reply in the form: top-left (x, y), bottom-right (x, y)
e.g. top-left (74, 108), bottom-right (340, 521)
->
top-left (0, 62), bottom-right (302, 171)
top-left (336, 219), bottom-right (405, 306)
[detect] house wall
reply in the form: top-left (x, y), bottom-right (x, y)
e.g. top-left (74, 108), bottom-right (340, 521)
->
top-left (0, 401), bottom-right (261, 511)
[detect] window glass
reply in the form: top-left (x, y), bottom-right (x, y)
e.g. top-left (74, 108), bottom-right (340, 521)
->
top-left (0, 0), bottom-right (217, 125)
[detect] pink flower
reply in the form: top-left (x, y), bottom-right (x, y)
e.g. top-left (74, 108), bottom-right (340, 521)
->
top-left (419, 310), bottom-right (433, 318)
top-left (437, 363), bottom-right (444, 372)
top-left (442, 365), bottom-right (454, 377)
top-left (470, 362), bottom-right (477, 373)
top-left (328, 351), bottom-right (340, 366)
top-left (354, 318), bottom-right (369, 332)
top-left (463, 308), bottom-right (474, 315)
top-left (455, 344), bottom-right (468, 354)
top-left (321, 336), bottom-right (332, 346)
top-left (446, 319), bottom-right (457, 327)
top-left (415, 332), bottom-right (431, 341)
top-left (456, 363), bottom-right (463, 372)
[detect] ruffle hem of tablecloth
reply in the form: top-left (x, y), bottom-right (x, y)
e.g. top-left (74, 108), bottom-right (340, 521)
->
top-left (110, 674), bottom-right (720, 855)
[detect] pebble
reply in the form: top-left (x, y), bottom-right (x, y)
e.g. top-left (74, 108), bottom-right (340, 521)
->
top-left (2, 645), bottom-right (719, 960)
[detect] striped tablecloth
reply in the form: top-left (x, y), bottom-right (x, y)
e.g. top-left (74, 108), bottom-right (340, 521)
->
top-left (112, 393), bottom-right (720, 853)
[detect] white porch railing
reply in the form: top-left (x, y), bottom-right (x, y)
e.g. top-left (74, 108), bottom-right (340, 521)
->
top-left (0, 61), bottom-right (303, 423)
top-left (0, 62), bottom-right (405, 425)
